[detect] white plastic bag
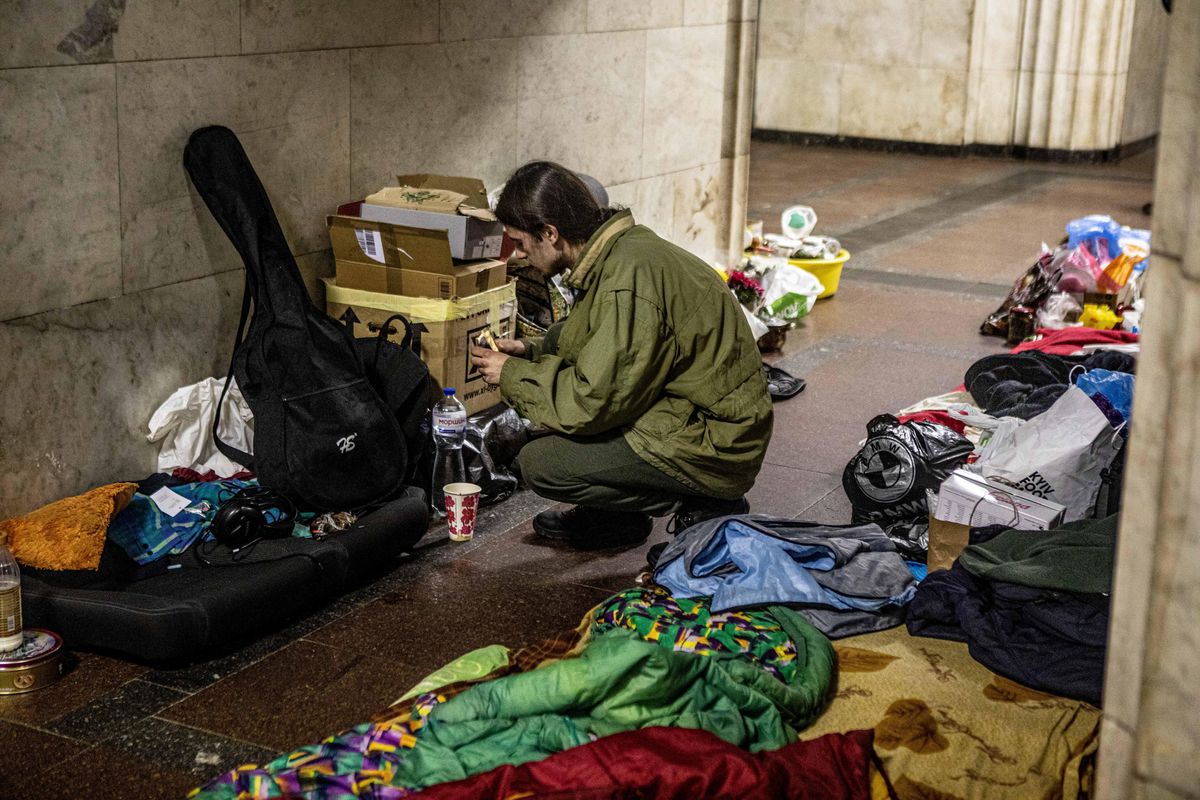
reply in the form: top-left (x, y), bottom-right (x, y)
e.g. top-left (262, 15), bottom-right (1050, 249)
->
top-left (972, 387), bottom-right (1123, 522)
top-left (758, 265), bottom-right (824, 325)
top-left (741, 304), bottom-right (769, 341)
top-left (146, 376), bottom-right (254, 476)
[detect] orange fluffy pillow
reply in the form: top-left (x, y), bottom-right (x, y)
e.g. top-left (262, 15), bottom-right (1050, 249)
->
top-left (0, 483), bottom-right (138, 570)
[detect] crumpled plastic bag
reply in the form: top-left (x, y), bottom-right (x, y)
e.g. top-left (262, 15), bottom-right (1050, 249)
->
top-left (464, 404), bottom-right (533, 506)
top-left (981, 251), bottom-right (1062, 337)
top-left (843, 414), bottom-right (974, 526)
top-left (1075, 368), bottom-right (1135, 423)
top-left (146, 377), bottom-right (254, 477)
top-left (759, 264), bottom-right (824, 325)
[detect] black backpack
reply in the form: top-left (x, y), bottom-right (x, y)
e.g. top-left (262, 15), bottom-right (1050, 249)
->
top-left (183, 125), bottom-right (431, 511)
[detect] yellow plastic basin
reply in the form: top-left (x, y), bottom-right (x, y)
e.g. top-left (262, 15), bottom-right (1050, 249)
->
top-left (787, 249), bottom-right (850, 299)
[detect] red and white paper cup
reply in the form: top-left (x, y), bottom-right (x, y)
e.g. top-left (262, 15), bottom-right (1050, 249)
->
top-left (443, 483), bottom-right (481, 541)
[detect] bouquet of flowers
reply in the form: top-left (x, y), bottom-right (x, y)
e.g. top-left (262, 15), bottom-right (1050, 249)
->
top-left (727, 270), bottom-right (764, 311)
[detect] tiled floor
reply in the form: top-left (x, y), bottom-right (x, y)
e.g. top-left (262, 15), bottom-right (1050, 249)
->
top-left (0, 141), bottom-right (1155, 799)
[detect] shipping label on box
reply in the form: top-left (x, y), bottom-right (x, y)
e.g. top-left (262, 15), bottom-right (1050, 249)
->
top-left (324, 280), bottom-right (516, 415)
top-left (361, 174), bottom-right (503, 260)
top-left (933, 468), bottom-right (1066, 531)
top-left (329, 214), bottom-right (506, 299)
top-left (329, 214), bottom-right (456, 273)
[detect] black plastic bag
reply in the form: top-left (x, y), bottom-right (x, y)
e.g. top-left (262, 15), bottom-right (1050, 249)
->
top-left (980, 251), bottom-right (1062, 338)
top-left (463, 403), bottom-right (533, 506)
top-left (843, 414), bottom-right (973, 525)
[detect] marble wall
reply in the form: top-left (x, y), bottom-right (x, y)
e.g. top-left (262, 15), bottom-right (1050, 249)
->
top-left (756, 0), bottom-right (1169, 151)
top-left (0, 0), bottom-right (756, 516)
top-left (1098, 2), bottom-right (1200, 796)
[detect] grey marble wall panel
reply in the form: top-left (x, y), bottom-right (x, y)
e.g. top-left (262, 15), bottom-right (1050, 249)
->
top-left (672, 161), bottom-right (725, 262)
top-left (297, 250), bottom-right (334, 310)
top-left (118, 50), bottom-right (350, 295)
top-left (586, 0), bottom-right (683, 32)
top-left (684, 0), bottom-right (733, 26)
top-left (439, 0), bottom-right (586, 41)
top-left (606, 173), bottom-right (675, 243)
top-left (0, 270), bottom-right (244, 517)
top-left (0, 65), bottom-right (121, 321)
top-left (241, 0), bottom-right (437, 53)
top-left (919, 0), bottom-right (973, 71)
top-left (516, 31), bottom-right (645, 187)
top-left (0, 0), bottom-right (239, 69)
top-left (349, 41), bottom-right (520, 199)
top-left (643, 25), bottom-right (726, 176)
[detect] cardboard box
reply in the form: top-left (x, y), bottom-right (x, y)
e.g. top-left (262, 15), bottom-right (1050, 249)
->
top-left (328, 215), bottom-right (506, 299)
top-left (334, 258), bottom-right (505, 299)
top-left (926, 470), bottom-right (1067, 572)
top-left (361, 175), bottom-right (504, 260)
top-left (324, 279), bottom-right (517, 415)
top-left (933, 469), bottom-right (1067, 531)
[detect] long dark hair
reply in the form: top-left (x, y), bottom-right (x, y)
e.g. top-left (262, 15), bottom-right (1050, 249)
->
top-left (495, 161), bottom-right (618, 244)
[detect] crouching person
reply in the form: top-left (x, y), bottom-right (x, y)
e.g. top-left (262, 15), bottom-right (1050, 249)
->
top-left (470, 161), bottom-right (772, 549)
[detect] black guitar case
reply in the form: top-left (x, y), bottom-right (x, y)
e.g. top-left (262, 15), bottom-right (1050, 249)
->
top-left (183, 125), bottom-right (431, 511)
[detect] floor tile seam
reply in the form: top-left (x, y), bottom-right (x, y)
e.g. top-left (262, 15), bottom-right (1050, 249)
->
top-left (27, 670), bottom-right (170, 730)
top-left (1033, 167), bottom-right (1155, 186)
top-left (3, 736), bottom-right (107, 794)
top-left (755, 158), bottom-right (954, 203)
top-left (45, 677), bottom-right (196, 742)
top-left (145, 713), bottom-right (280, 754)
top-left (840, 268), bottom-right (1009, 297)
top-left (0, 712), bottom-right (79, 741)
top-left (774, 333), bottom-right (993, 374)
top-left (791, 487), bottom-right (843, 519)
top-left (759, 464), bottom-right (849, 480)
top-left (836, 171), bottom-right (1061, 255)
top-left (145, 644), bottom-right (287, 695)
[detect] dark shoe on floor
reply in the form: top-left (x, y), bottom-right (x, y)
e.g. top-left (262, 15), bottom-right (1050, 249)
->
top-left (763, 363), bottom-right (806, 401)
top-left (666, 496), bottom-right (750, 536)
top-left (532, 505), bottom-right (653, 549)
top-left (646, 541), bottom-right (669, 570)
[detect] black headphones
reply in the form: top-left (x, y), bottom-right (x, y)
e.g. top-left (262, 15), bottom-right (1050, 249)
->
top-left (202, 486), bottom-right (297, 558)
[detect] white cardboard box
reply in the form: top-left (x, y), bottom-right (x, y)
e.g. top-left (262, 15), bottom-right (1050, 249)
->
top-left (360, 175), bottom-right (504, 260)
top-left (933, 468), bottom-right (1066, 530)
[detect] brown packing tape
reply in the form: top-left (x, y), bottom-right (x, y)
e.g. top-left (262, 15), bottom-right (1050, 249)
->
top-left (325, 280), bottom-right (516, 415)
top-left (323, 279), bottom-right (515, 322)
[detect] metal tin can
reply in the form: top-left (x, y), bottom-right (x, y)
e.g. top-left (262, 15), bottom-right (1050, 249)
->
top-left (0, 629), bottom-right (65, 694)
top-left (1007, 306), bottom-right (1036, 346)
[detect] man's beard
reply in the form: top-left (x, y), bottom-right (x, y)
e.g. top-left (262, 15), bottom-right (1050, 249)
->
top-left (542, 249), bottom-right (575, 278)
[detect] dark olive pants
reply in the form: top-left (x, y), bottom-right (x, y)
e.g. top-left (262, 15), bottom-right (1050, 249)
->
top-left (517, 433), bottom-right (702, 516)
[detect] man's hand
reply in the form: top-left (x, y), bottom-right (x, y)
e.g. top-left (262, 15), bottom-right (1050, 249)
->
top-left (495, 338), bottom-right (525, 356)
top-left (470, 346), bottom-right (511, 386)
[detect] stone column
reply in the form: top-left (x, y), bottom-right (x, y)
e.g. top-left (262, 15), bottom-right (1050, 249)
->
top-left (721, 0), bottom-right (758, 266)
top-left (1097, 2), bottom-right (1200, 798)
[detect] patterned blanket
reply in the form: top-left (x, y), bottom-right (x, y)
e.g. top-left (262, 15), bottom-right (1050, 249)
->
top-left (802, 626), bottom-right (1100, 800)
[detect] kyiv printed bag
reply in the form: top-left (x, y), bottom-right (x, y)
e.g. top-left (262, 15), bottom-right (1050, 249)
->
top-left (974, 386), bottom-right (1123, 522)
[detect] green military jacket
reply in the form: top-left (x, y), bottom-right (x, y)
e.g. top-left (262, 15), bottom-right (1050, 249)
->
top-left (499, 210), bottom-right (773, 498)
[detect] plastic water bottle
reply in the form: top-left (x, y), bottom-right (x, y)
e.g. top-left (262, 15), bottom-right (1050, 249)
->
top-left (0, 537), bottom-right (22, 653)
top-left (431, 388), bottom-right (468, 515)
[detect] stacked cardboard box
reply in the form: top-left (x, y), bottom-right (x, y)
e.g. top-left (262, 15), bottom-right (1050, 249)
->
top-left (326, 175), bottom-right (513, 413)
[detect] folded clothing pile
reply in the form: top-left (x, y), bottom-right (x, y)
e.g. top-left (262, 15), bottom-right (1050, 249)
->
top-left (906, 514), bottom-right (1117, 705)
top-left (652, 516), bottom-right (918, 638)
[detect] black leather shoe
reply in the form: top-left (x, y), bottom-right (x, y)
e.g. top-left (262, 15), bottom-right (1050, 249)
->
top-left (532, 506), bottom-right (653, 549)
top-left (666, 496), bottom-right (750, 536)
